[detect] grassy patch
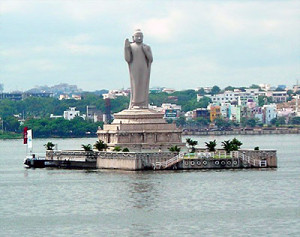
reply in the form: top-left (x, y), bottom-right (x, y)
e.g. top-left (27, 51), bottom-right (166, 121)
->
top-left (0, 132), bottom-right (22, 139)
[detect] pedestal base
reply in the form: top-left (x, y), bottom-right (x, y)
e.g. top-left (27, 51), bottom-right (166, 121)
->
top-left (97, 109), bottom-right (185, 152)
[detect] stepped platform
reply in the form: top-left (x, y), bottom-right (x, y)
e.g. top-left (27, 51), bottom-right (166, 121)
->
top-left (97, 108), bottom-right (185, 152)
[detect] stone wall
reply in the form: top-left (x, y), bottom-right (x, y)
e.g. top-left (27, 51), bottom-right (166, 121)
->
top-left (96, 151), bottom-right (178, 170)
top-left (239, 149), bottom-right (277, 167)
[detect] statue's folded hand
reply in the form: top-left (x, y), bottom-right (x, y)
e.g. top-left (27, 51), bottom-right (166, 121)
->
top-left (125, 38), bottom-right (131, 48)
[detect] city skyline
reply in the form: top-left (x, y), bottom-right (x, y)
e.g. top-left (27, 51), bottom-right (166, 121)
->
top-left (0, 0), bottom-right (299, 92)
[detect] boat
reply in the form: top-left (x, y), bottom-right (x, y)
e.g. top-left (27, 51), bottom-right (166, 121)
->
top-left (24, 154), bottom-right (57, 168)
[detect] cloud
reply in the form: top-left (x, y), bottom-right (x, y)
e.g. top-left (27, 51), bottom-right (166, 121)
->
top-left (0, 0), bottom-right (299, 92)
top-left (61, 43), bottom-right (109, 55)
top-left (4, 59), bottom-right (63, 72)
top-left (137, 10), bottom-right (184, 42)
top-left (0, 0), bottom-right (26, 14)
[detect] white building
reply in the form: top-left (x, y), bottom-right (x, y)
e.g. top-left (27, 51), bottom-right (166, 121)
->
top-left (263, 104), bottom-right (277, 124)
top-left (162, 88), bottom-right (176, 94)
top-left (64, 107), bottom-right (80, 120)
top-left (50, 114), bottom-right (63, 119)
top-left (208, 91), bottom-right (240, 103)
top-left (208, 89), bottom-right (265, 105)
top-left (102, 90), bottom-right (129, 99)
top-left (259, 84), bottom-right (271, 91)
top-left (271, 91), bottom-right (288, 103)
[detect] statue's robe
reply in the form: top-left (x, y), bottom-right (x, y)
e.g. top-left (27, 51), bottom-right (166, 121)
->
top-left (125, 42), bottom-right (152, 109)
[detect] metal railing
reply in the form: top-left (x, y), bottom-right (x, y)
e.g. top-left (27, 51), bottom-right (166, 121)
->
top-left (239, 152), bottom-right (267, 167)
top-left (153, 153), bottom-right (184, 170)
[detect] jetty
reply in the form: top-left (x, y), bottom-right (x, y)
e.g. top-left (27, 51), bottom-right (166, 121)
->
top-left (28, 148), bottom-right (277, 170)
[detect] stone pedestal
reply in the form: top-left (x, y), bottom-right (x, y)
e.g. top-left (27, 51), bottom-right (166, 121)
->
top-left (97, 109), bottom-right (185, 152)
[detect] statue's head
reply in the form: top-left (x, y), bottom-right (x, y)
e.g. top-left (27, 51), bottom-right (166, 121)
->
top-left (132, 29), bottom-right (143, 43)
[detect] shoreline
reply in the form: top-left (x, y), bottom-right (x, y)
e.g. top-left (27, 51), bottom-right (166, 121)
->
top-left (1, 127), bottom-right (299, 139)
top-left (183, 127), bottom-right (300, 136)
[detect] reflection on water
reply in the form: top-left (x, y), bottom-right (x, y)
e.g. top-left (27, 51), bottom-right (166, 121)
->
top-left (0, 135), bottom-right (300, 236)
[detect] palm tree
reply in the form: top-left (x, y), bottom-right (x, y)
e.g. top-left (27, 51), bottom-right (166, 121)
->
top-left (44, 142), bottom-right (55, 150)
top-left (186, 138), bottom-right (198, 153)
top-left (205, 140), bottom-right (217, 152)
top-left (82, 144), bottom-right (92, 151)
top-left (221, 140), bottom-right (232, 154)
top-left (113, 146), bottom-right (122, 152)
top-left (231, 138), bottom-right (243, 151)
top-left (169, 145), bottom-right (181, 153)
top-left (93, 140), bottom-right (108, 151)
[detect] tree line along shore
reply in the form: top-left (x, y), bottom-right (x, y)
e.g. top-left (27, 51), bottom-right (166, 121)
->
top-left (1, 88), bottom-right (300, 139)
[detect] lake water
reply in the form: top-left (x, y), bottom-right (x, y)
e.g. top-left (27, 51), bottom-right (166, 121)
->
top-left (0, 135), bottom-right (299, 236)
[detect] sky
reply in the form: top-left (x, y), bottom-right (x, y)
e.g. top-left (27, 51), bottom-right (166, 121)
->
top-left (0, 0), bottom-right (299, 92)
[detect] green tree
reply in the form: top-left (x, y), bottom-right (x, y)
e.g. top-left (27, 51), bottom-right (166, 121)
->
top-left (197, 96), bottom-right (211, 108)
top-left (241, 118), bottom-right (257, 127)
top-left (3, 116), bottom-right (20, 132)
top-left (113, 146), bottom-right (122, 152)
top-left (290, 116), bottom-right (300, 125)
top-left (231, 138), bottom-right (242, 150)
top-left (224, 86), bottom-right (235, 91)
top-left (44, 142), bottom-right (55, 150)
top-left (221, 138), bottom-right (242, 153)
top-left (211, 85), bottom-right (221, 95)
top-left (249, 84), bottom-right (260, 89)
top-left (82, 144), bottom-right (92, 151)
top-left (205, 140), bottom-right (217, 152)
top-left (122, 148), bottom-right (130, 152)
top-left (222, 140), bottom-right (233, 153)
top-left (175, 116), bottom-right (186, 127)
top-left (94, 140), bottom-right (108, 151)
top-left (197, 88), bottom-right (205, 95)
top-left (215, 117), bottom-right (231, 129)
top-left (195, 117), bottom-right (210, 128)
top-left (169, 145), bottom-right (181, 153)
top-left (186, 138), bottom-right (198, 153)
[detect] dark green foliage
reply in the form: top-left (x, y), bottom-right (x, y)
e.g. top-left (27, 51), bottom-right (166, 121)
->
top-left (21, 117), bottom-right (103, 138)
top-left (290, 117), bottom-right (300, 125)
top-left (214, 117), bottom-right (231, 129)
top-left (122, 148), bottom-right (130, 152)
top-left (110, 96), bottom-right (130, 113)
top-left (94, 140), bottom-right (108, 151)
top-left (241, 118), bottom-right (257, 127)
top-left (113, 146), bottom-right (122, 152)
top-left (254, 147), bottom-right (259, 150)
top-left (195, 117), bottom-right (210, 128)
top-left (175, 116), bottom-right (186, 127)
top-left (82, 144), bottom-right (92, 151)
top-left (166, 119), bottom-right (173, 124)
top-left (271, 117), bottom-right (286, 126)
top-left (186, 138), bottom-right (198, 153)
top-left (222, 140), bottom-right (233, 153)
top-left (258, 96), bottom-right (273, 106)
top-left (211, 85), bottom-right (221, 95)
top-left (169, 145), bottom-right (181, 153)
top-left (222, 138), bottom-right (243, 153)
top-left (249, 84), bottom-right (260, 89)
top-left (205, 140), bottom-right (217, 152)
top-left (2, 116), bottom-right (20, 132)
top-left (149, 90), bottom-right (210, 112)
top-left (44, 141), bottom-right (55, 150)
top-left (231, 138), bottom-right (243, 150)
top-left (224, 86), bottom-right (236, 91)
top-left (197, 88), bottom-right (205, 95)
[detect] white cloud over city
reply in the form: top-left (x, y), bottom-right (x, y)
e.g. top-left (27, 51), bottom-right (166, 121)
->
top-left (0, 0), bottom-right (299, 91)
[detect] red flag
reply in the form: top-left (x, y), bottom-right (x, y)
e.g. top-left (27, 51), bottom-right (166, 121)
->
top-left (23, 127), bottom-right (28, 144)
